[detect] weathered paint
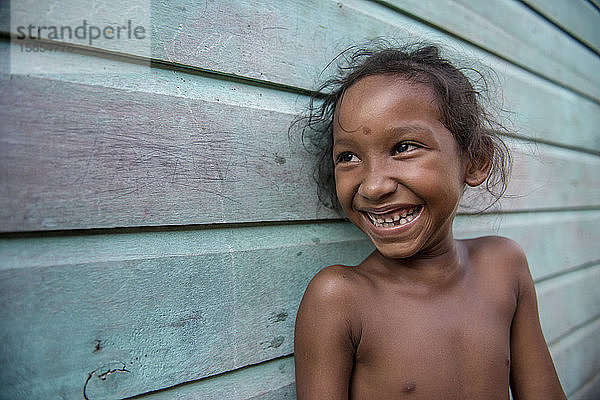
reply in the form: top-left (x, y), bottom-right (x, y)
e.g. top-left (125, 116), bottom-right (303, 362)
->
top-left (519, 0), bottom-right (600, 53)
top-left (1, 213), bottom-right (599, 398)
top-left (380, 0), bottom-right (600, 100)
top-left (551, 318), bottom-right (600, 395)
top-left (0, 0), bottom-right (598, 398)
top-left (537, 263), bottom-right (600, 345)
top-left (0, 223), bottom-right (373, 398)
top-left (134, 356), bottom-right (295, 400)
top-left (4, 0), bottom-right (599, 101)
top-left (1, 70), bottom-right (599, 231)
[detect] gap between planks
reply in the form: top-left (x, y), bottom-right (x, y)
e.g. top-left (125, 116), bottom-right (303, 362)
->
top-left (123, 354), bottom-right (294, 399)
top-left (515, 0), bottom-right (600, 57)
top-left (1, 207), bottom-right (599, 240)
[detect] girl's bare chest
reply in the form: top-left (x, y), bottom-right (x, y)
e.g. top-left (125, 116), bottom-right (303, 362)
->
top-left (350, 290), bottom-right (514, 399)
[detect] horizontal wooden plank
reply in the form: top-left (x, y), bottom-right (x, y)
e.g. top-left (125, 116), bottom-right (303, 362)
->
top-left (537, 263), bottom-right (600, 344)
top-left (5, 0), bottom-right (599, 102)
top-left (4, 37), bottom-right (600, 154)
top-left (0, 71), bottom-right (332, 231)
top-left (454, 210), bottom-right (600, 281)
top-left (0, 211), bottom-right (598, 398)
top-left (135, 356), bottom-right (295, 400)
top-left (550, 317), bottom-right (600, 397)
top-left (493, 140), bottom-right (600, 213)
top-left (570, 369), bottom-right (600, 400)
top-left (519, 0), bottom-right (600, 53)
top-left (379, 0), bottom-right (600, 101)
top-left (0, 222), bottom-right (373, 398)
top-left (497, 64), bottom-right (600, 152)
top-left (1, 57), bottom-right (599, 231)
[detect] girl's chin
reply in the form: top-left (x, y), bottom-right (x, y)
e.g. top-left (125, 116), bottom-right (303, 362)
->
top-left (371, 241), bottom-right (422, 260)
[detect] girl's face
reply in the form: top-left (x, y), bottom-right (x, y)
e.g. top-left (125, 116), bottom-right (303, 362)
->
top-left (332, 74), bottom-right (471, 259)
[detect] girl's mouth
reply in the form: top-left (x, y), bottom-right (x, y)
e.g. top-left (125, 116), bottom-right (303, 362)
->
top-left (363, 205), bottom-right (423, 228)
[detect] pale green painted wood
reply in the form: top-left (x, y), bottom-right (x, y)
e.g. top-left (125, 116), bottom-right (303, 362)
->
top-left (551, 318), bottom-right (600, 396)
top-left (381, 0), bottom-right (600, 100)
top-left (1, 1), bottom-right (599, 398)
top-left (537, 263), bottom-right (600, 344)
top-left (1, 62), bottom-right (599, 231)
top-left (570, 369), bottom-right (600, 400)
top-left (0, 71), bottom-right (332, 231)
top-left (4, 0), bottom-right (599, 101)
top-left (4, 37), bottom-right (600, 152)
top-left (2, 211), bottom-right (599, 281)
top-left (1, 211), bottom-right (598, 398)
top-left (454, 210), bottom-right (600, 281)
top-left (495, 140), bottom-right (600, 213)
top-left (134, 356), bottom-right (295, 400)
top-left (0, 223), bottom-right (372, 399)
top-left (519, 0), bottom-right (600, 53)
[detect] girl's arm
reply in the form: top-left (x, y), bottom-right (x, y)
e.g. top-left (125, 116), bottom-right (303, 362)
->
top-left (509, 244), bottom-right (566, 400)
top-left (294, 266), bottom-right (358, 400)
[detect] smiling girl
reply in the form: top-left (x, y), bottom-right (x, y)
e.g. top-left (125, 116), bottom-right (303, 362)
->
top-left (293, 43), bottom-right (566, 400)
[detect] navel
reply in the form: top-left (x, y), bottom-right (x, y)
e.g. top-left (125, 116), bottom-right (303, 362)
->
top-left (402, 381), bottom-right (417, 393)
top-left (362, 127), bottom-right (371, 135)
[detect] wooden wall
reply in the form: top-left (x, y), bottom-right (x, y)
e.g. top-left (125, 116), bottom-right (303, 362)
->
top-left (1, 0), bottom-right (599, 398)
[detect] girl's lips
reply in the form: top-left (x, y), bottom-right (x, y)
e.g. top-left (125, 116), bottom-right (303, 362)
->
top-left (361, 205), bottom-right (424, 235)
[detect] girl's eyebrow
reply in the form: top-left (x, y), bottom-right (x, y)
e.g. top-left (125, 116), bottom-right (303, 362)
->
top-left (385, 124), bottom-right (435, 137)
top-left (333, 124), bottom-right (440, 147)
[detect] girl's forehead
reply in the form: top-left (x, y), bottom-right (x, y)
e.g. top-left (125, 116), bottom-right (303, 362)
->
top-left (334, 75), bottom-right (441, 132)
top-left (343, 74), bottom-right (436, 104)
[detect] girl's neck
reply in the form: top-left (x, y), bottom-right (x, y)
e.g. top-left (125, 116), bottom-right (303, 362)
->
top-left (368, 237), bottom-right (467, 291)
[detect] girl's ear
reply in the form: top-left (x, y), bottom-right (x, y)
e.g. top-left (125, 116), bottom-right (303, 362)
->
top-left (465, 156), bottom-right (491, 187)
top-left (464, 138), bottom-right (493, 187)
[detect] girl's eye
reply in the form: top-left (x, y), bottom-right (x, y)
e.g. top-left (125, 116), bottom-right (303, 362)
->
top-left (394, 142), bottom-right (418, 154)
top-left (336, 152), bottom-right (359, 163)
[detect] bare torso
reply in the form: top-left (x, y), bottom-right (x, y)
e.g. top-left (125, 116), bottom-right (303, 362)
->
top-left (346, 238), bottom-right (516, 399)
top-left (295, 236), bottom-right (566, 400)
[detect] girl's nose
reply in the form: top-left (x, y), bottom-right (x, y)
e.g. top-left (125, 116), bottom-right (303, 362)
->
top-left (358, 166), bottom-right (397, 201)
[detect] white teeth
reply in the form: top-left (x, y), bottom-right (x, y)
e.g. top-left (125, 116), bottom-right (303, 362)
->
top-left (366, 206), bottom-right (421, 228)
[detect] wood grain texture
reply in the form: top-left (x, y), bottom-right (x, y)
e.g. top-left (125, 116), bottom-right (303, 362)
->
top-left (136, 264), bottom-right (600, 400)
top-left (135, 356), bottom-right (295, 400)
top-left (570, 368), bottom-right (600, 400)
top-left (537, 263), bottom-right (600, 344)
top-left (2, 2), bottom-right (599, 399)
top-left (551, 318), bottom-right (600, 397)
top-left (0, 71), bottom-right (330, 231)
top-left (1, 211), bottom-right (599, 398)
top-left (379, 0), bottom-right (600, 101)
top-left (519, 0), bottom-right (600, 53)
top-left (4, 0), bottom-right (599, 101)
top-left (1, 65), bottom-right (599, 231)
top-left (5, 36), bottom-right (600, 153)
top-left (454, 210), bottom-right (600, 281)
top-left (0, 222), bottom-right (372, 399)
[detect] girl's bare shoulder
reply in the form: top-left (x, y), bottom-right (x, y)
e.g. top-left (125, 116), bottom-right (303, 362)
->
top-left (297, 265), bottom-right (366, 346)
top-left (303, 264), bottom-right (369, 304)
top-left (461, 235), bottom-right (530, 278)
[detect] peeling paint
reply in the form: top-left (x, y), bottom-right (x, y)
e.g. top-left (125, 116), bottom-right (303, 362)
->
top-left (268, 311), bottom-right (288, 323)
top-left (83, 362), bottom-right (130, 400)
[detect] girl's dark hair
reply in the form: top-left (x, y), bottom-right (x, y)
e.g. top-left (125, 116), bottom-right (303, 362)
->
top-left (292, 40), bottom-right (512, 214)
